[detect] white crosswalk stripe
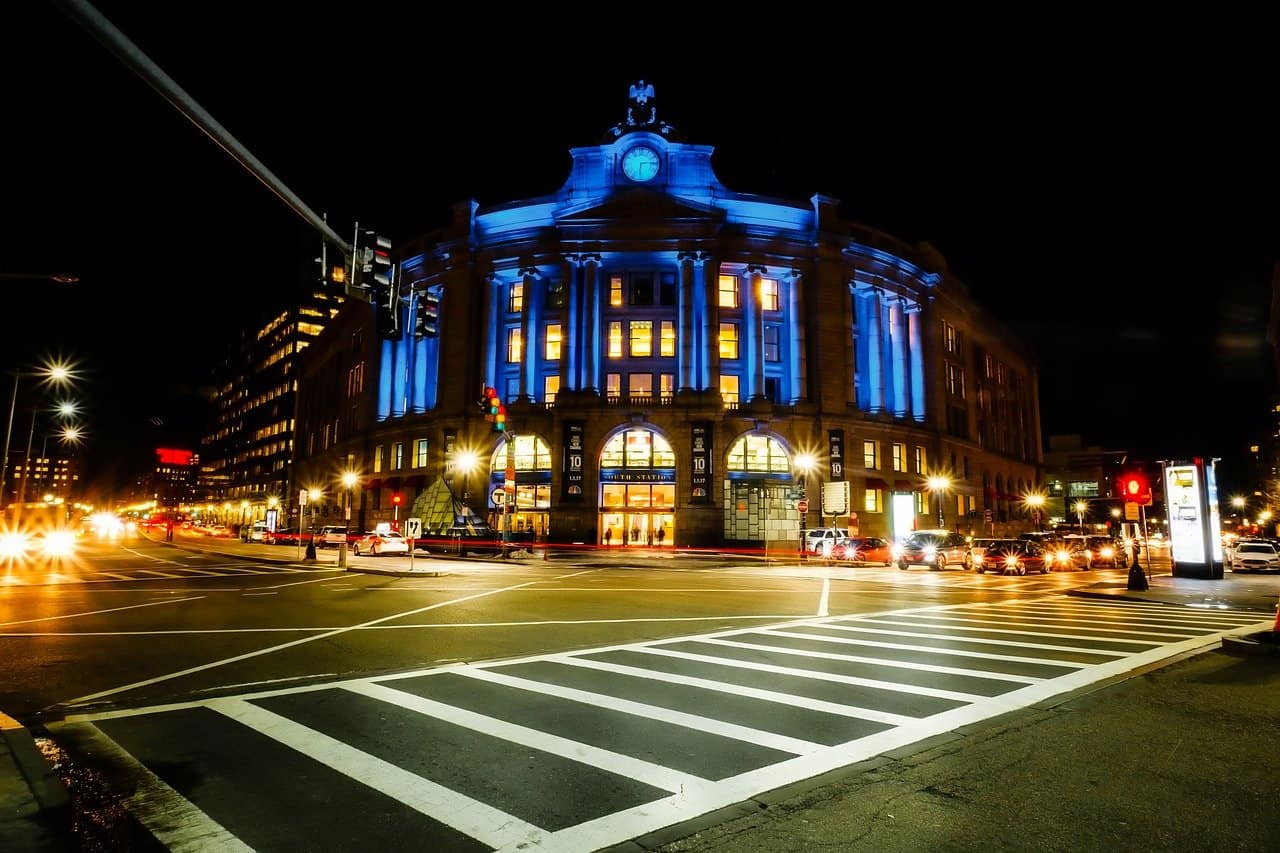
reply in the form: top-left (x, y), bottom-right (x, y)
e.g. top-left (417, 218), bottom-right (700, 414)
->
top-left (57, 596), bottom-right (1272, 853)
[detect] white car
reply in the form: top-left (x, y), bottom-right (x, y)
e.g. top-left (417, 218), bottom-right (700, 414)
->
top-left (803, 527), bottom-right (848, 556)
top-left (1229, 541), bottom-right (1280, 572)
top-left (353, 531), bottom-right (410, 556)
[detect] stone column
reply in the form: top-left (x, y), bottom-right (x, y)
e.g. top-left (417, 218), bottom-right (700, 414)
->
top-left (562, 255), bottom-right (580, 391)
top-left (786, 269), bottom-right (804, 404)
top-left (582, 255), bottom-right (601, 393)
top-left (698, 253), bottom-right (717, 393)
top-left (484, 272), bottom-right (502, 388)
top-left (891, 297), bottom-right (909, 418)
top-left (745, 265), bottom-right (765, 400)
top-left (677, 252), bottom-right (697, 391)
top-left (907, 303), bottom-right (925, 422)
top-left (864, 288), bottom-right (884, 414)
top-left (519, 266), bottom-right (540, 402)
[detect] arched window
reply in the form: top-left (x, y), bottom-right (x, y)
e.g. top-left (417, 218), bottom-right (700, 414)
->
top-left (600, 428), bottom-right (675, 469)
top-left (726, 434), bottom-right (790, 473)
top-left (490, 434), bottom-right (552, 472)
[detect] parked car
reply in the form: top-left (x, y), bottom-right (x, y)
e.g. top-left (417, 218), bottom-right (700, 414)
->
top-left (1229, 540), bottom-right (1280, 572)
top-left (318, 526), bottom-right (349, 548)
top-left (976, 539), bottom-right (1050, 575)
top-left (830, 536), bottom-right (893, 565)
top-left (246, 521), bottom-right (269, 542)
top-left (803, 527), bottom-right (849, 556)
top-left (968, 537), bottom-right (1001, 570)
top-left (352, 531), bottom-right (410, 556)
top-left (895, 529), bottom-right (970, 571)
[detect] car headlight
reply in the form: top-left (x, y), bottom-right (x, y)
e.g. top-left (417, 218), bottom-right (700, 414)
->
top-left (0, 532), bottom-right (30, 559)
top-left (891, 545), bottom-right (902, 558)
top-left (924, 546), bottom-right (937, 558)
top-left (41, 531), bottom-right (76, 558)
top-left (1100, 547), bottom-right (1114, 558)
top-left (1005, 555), bottom-right (1017, 567)
top-left (1056, 550), bottom-right (1071, 563)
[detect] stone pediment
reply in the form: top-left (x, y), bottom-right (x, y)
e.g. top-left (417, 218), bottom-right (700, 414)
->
top-left (557, 189), bottom-right (723, 225)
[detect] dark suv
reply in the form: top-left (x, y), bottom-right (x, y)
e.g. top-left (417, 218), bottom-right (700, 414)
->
top-left (897, 529), bottom-right (971, 571)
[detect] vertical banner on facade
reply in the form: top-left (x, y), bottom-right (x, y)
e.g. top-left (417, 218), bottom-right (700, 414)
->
top-left (443, 428), bottom-right (457, 458)
top-left (563, 421), bottom-right (585, 500)
top-left (828, 429), bottom-right (845, 481)
top-left (690, 422), bottom-right (711, 503)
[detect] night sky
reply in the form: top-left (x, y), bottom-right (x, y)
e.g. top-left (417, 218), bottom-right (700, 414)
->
top-left (5, 4), bottom-right (1277, 497)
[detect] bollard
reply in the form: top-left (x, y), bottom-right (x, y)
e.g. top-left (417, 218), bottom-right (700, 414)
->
top-left (338, 542), bottom-right (348, 569)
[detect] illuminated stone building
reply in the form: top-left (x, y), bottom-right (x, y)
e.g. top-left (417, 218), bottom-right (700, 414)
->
top-left (296, 86), bottom-right (1042, 546)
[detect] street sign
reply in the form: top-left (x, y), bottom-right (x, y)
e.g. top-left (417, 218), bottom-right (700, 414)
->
top-left (1124, 502), bottom-right (1140, 521)
top-left (983, 508), bottom-right (993, 522)
top-left (821, 480), bottom-right (850, 517)
top-left (405, 517), bottom-right (422, 538)
top-left (796, 499), bottom-right (809, 513)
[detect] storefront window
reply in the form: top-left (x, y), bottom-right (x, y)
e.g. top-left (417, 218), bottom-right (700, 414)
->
top-left (727, 434), bottom-right (790, 473)
top-left (600, 428), bottom-right (675, 468)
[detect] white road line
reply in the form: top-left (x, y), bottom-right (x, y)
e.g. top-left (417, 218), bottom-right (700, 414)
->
top-left (0, 596), bottom-right (203, 628)
top-left (817, 576), bottom-right (830, 617)
top-left (209, 698), bottom-right (549, 850)
top-left (856, 613), bottom-right (1190, 639)
top-left (49, 721), bottom-right (252, 853)
top-left (260, 573), bottom-right (347, 589)
top-left (459, 667), bottom-right (823, 756)
top-left (65, 571), bottom-right (595, 706)
top-left (630, 643), bottom-right (1027, 693)
top-left (987, 600), bottom-right (1263, 626)
top-left (348, 681), bottom-right (703, 793)
top-left (548, 655), bottom-right (919, 726)
top-left (795, 623), bottom-right (1147, 654)
top-left (762, 628), bottom-right (1113, 663)
top-left (118, 547), bottom-right (186, 566)
top-left (134, 570), bottom-right (183, 579)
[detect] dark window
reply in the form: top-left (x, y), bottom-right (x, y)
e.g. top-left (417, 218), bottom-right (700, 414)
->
top-left (629, 273), bottom-right (654, 306)
top-left (764, 326), bottom-right (780, 362)
top-left (546, 279), bottom-right (566, 309)
top-left (659, 272), bottom-right (676, 306)
top-left (764, 377), bottom-right (779, 403)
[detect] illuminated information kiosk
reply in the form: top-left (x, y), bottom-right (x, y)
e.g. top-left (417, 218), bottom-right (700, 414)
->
top-left (1162, 457), bottom-right (1224, 579)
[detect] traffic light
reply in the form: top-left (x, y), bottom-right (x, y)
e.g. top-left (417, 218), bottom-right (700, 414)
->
top-left (360, 232), bottom-right (393, 291)
top-left (390, 493), bottom-right (403, 507)
top-left (1119, 472), bottom-right (1152, 506)
top-left (414, 287), bottom-right (441, 338)
top-left (359, 231), bottom-right (398, 339)
top-left (480, 385), bottom-right (506, 432)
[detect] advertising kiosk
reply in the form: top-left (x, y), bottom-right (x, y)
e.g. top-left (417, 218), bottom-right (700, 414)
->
top-left (1162, 457), bottom-right (1224, 579)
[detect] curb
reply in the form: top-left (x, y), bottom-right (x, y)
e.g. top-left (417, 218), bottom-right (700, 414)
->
top-left (0, 712), bottom-right (68, 811)
top-left (1221, 631), bottom-right (1280, 658)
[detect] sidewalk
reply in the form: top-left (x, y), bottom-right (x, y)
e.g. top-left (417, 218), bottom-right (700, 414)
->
top-left (0, 713), bottom-right (70, 852)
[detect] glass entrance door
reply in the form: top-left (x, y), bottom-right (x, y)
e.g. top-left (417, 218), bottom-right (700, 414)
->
top-left (600, 512), bottom-right (674, 547)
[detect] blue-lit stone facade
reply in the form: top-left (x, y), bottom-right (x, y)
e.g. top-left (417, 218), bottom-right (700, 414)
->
top-left (310, 90), bottom-right (1041, 547)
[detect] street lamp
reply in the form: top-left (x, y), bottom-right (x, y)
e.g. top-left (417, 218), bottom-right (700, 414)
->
top-left (1074, 500), bottom-right (1088, 534)
top-left (1024, 493), bottom-right (1046, 532)
top-left (338, 471), bottom-right (359, 566)
top-left (2, 361), bottom-right (74, 509)
top-left (926, 475), bottom-right (950, 529)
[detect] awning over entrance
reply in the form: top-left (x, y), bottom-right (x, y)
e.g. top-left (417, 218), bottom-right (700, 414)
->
top-left (865, 478), bottom-right (889, 490)
top-left (894, 480), bottom-right (920, 492)
top-left (367, 479), bottom-right (383, 489)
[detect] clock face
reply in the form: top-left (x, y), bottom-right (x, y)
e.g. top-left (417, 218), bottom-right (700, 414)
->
top-left (621, 145), bottom-right (660, 182)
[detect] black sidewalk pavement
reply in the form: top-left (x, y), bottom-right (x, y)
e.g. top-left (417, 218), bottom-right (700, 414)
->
top-left (4, 542), bottom-right (1278, 851)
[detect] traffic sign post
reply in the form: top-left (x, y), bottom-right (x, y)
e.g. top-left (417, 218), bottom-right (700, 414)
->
top-left (796, 498), bottom-right (808, 514)
top-left (406, 517), bottom-right (422, 571)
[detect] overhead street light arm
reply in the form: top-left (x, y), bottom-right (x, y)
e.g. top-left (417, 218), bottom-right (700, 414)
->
top-left (53, 0), bottom-right (354, 258)
top-left (0, 273), bottom-right (79, 284)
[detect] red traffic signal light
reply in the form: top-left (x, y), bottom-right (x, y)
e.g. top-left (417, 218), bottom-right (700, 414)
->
top-left (1120, 473), bottom-right (1151, 506)
top-left (391, 493), bottom-right (403, 506)
top-left (479, 386), bottom-right (506, 432)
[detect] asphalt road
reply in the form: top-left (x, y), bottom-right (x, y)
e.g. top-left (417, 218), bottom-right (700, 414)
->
top-left (1, 534), bottom-right (1271, 852)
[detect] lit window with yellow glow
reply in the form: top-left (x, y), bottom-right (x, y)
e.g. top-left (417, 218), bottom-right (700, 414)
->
top-left (660, 373), bottom-right (674, 400)
top-left (608, 322), bottom-right (623, 358)
top-left (629, 373), bottom-right (653, 398)
top-left (544, 374), bottom-right (560, 404)
top-left (610, 275), bottom-right (623, 307)
top-left (660, 321), bottom-right (675, 357)
top-left (760, 278), bottom-right (779, 311)
top-left (373, 445), bottom-right (384, 473)
top-left (915, 446), bottom-right (927, 474)
top-left (892, 443), bottom-right (906, 472)
top-left (606, 373), bottom-right (621, 398)
top-left (718, 274), bottom-right (739, 308)
top-left (545, 324), bottom-right (562, 360)
top-left (863, 440), bottom-right (878, 469)
top-left (864, 488), bottom-right (881, 513)
top-left (506, 328), bottom-right (522, 363)
top-left (509, 283), bottom-right (523, 313)
top-left (719, 323), bottom-right (739, 359)
top-left (629, 320), bottom-right (652, 356)
top-left (726, 434), bottom-right (789, 472)
top-left (720, 374), bottom-right (740, 405)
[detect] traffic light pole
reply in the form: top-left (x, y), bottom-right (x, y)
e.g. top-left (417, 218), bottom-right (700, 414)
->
top-left (1127, 503), bottom-right (1150, 591)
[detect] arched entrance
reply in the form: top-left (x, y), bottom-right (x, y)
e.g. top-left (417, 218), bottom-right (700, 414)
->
top-left (598, 427), bottom-right (675, 547)
top-left (486, 434), bottom-right (552, 539)
top-left (723, 432), bottom-right (802, 546)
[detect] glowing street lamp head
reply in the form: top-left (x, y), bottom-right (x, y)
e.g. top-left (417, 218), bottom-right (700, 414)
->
top-left (1024, 493), bottom-right (1046, 509)
top-left (1074, 501), bottom-right (1088, 514)
top-left (793, 452), bottom-right (817, 473)
top-left (55, 400), bottom-right (78, 418)
top-left (454, 449), bottom-right (480, 475)
top-left (341, 471), bottom-right (359, 489)
top-left (60, 425), bottom-right (83, 444)
top-left (308, 488), bottom-right (322, 502)
top-left (1232, 496), bottom-right (1246, 509)
top-left (926, 475), bottom-right (950, 492)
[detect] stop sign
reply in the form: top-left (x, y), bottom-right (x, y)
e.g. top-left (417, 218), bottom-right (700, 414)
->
top-left (796, 499), bottom-right (809, 513)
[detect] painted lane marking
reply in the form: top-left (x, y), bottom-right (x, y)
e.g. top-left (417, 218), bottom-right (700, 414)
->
top-left (118, 547), bottom-right (186, 566)
top-left (784, 623), bottom-right (1139, 656)
top-left (209, 698), bottom-right (549, 850)
top-left (64, 569), bottom-right (601, 706)
top-left (457, 667), bottom-right (824, 756)
top-left (846, 616), bottom-right (1167, 645)
top-left (0, 596), bottom-right (203, 628)
top-left (348, 681), bottom-right (703, 794)
top-left (758, 628), bottom-right (1106, 665)
top-left (625, 644), bottom-right (1008, 698)
top-left (817, 575), bottom-right (830, 617)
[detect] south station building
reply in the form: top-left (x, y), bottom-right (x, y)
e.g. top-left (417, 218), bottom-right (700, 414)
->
top-left (295, 85), bottom-right (1042, 548)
